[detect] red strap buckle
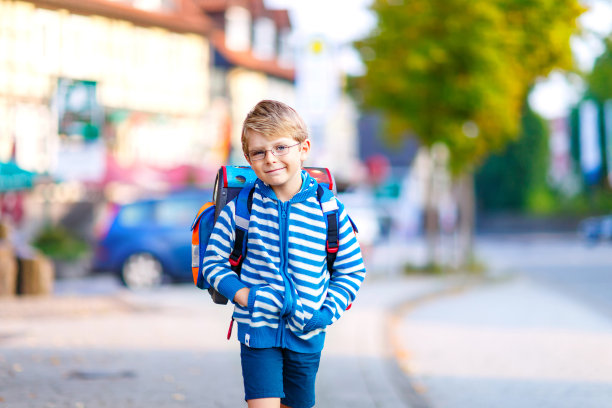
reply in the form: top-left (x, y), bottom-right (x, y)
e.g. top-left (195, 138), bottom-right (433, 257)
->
top-left (229, 254), bottom-right (242, 267)
top-left (326, 241), bottom-right (339, 253)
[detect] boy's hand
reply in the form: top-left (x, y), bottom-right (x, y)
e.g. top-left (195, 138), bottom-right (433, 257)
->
top-left (234, 287), bottom-right (250, 308)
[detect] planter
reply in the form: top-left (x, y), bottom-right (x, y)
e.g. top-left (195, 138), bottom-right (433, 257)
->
top-left (0, 242), bottom-right (17, 296)
top-left (18, 252), bottom-right (54, 296)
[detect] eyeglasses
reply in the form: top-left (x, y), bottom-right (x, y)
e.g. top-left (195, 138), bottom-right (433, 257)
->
top-left (248, 142), bottom-right (301, 161)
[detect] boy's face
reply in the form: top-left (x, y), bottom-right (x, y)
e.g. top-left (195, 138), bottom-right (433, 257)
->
top-left (245, 130), bottom-right (310, 200)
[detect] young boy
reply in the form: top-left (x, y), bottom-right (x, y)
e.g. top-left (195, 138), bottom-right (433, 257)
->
top-left (202, 100), bottom-right (366, 408)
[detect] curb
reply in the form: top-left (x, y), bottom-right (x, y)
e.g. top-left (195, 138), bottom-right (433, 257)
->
top-left (384, 274), bottom-right (485, 408)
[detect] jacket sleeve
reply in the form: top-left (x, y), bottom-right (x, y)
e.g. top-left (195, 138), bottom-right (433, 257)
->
top-left (303, 200), bottom-right (366, 331)
top-left (201, 201), bottom-right (247, 303)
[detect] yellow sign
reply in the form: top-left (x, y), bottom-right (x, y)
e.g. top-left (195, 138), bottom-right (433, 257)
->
top-left (310, 39), bottom-right (324, 55)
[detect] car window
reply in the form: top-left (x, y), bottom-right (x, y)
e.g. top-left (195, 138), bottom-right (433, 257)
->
top-left (154, 198), bottom-right (201, 227)
top-left (117, 203), bottom-right (150, 227)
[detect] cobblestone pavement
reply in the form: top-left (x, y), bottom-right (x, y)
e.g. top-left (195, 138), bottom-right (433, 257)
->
top-left (392, 275), bottom-right (612, 408)
top-left (5, 235), bottom-right (607, 408)
top-left (0, 273), bottom-right (462, 408)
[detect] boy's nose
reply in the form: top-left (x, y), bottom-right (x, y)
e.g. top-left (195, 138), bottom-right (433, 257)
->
top-left (263, 150), bottom-right (277, 162)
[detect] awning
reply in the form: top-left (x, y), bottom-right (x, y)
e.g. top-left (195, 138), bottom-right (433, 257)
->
top-left (0, 161), bottom-right (37, 192)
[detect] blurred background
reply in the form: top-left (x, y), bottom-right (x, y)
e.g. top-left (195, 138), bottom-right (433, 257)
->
top-left (2, 1), bottom-right (612, 407)
top-left (0, 0), bottom-right (611, 289)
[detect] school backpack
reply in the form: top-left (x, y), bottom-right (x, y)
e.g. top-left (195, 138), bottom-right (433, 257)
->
top-left (191, 166), bottom-right (339, 305)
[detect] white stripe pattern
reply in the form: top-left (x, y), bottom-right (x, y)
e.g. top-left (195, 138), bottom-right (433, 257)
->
top-left (202, 171), bottom-right (366, 351)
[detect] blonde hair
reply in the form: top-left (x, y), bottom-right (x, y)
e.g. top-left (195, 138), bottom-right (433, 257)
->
top-left (241, 100), bottom-right (309, 156)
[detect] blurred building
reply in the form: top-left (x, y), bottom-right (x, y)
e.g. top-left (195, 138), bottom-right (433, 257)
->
top-left (198, 1), bottom-right (363, 181)
top-left (0, 0), bottom-right (366, 245)
top-left (197, 0), bottom-right (296, 165)
top-left (0, 0), bottom-right (303, 194)
top-left (0, 0), bottom-right (218, 196)
top-left (295, 36), bottom-right (362, 182)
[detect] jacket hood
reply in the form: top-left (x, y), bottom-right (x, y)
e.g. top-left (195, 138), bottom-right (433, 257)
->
top-left (255, 169), bottom-right (318, 203)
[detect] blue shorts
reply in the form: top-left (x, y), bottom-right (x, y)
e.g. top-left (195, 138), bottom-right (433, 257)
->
top-left (240, 344), bottom-right (321, 408)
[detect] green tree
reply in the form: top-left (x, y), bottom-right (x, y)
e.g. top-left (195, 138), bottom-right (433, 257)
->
top-left (584, 38), bottom-right (612, 198)
top-left (475, 101), bottom-right (550, 212)
top-left (354, 0), bottom-right (583, 267)
top-left (588, 37), bottom-right (612, 103)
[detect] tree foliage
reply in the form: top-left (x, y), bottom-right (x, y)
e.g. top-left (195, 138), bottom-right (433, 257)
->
top-left (475, 101), bottom-right (550, 211)
top-left (588, 37), bottom-right (612, 102)
top-left (354, 0), bottom-right (584, 173)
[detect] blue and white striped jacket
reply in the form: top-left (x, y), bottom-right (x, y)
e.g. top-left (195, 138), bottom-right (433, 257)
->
top-left (202, 170), bottom-right (366, 352)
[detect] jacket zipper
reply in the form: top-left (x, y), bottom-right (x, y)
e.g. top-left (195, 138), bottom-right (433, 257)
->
top-left (278, 200), bottom-right (292, 348)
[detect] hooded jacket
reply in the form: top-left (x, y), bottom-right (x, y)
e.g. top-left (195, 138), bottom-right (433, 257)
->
top-left (202, 170), bottom-right (366, 353)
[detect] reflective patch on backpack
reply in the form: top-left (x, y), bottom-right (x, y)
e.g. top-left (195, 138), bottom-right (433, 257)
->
top-left (192, 244), bottom-right (199, 268)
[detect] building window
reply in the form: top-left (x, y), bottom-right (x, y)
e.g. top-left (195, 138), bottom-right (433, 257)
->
top-left (277, 28), bottom-right (293, 67)
top-left (225, 6), bottom-right (251, 52)
top-left (252, 17), bottom-right (275, 60)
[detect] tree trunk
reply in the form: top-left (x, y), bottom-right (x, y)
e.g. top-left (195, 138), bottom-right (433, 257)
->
top-left (422, 147), bottom-right (439, 267)
top-left (455, 171), bottom-right (475, 268)
top-left (424, 204), bottom-right (439, 267)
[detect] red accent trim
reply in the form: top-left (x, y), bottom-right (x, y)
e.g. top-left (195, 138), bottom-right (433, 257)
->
top-left (222, 166), bottom-right (229, 188)
top-left (229, 254), bottom-right (243, 267)
top-left (346, 303), bottom-right (352, 311)
top-left (324, 168), bottom-right (334, 191)
top-left (326, 241), bottom-right (339, 253)
top-left (227, 319), bottom-right (234, 340)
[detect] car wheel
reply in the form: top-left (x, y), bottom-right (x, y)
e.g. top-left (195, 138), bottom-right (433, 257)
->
top-left (121, 253), bottom-right (163, 290)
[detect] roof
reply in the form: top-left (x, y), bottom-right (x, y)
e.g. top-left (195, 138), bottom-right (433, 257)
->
top-left (25, 0), bottom-right (213, 36)
top-left (196, 0), bottom-right (293, 79)
top-left (211, 30), bottom-right (295, 81)
top-left (197, 0), bottom-right (289, 25)
top-left (270, 9), bottom-right (290, 29)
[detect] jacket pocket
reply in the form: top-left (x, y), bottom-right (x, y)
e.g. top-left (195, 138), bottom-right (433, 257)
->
top-left (248, 285), bottom-right (283, 327)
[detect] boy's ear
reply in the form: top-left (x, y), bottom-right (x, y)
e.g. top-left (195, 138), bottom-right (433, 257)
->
top-left (300, 139), bottom-right (311, 161)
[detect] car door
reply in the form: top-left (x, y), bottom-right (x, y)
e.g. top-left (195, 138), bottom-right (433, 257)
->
top-left (153, 195), bottom-right (206, 280)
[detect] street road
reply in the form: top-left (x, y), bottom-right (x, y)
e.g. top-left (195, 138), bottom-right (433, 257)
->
top-left (396, 234), bottom-right (612, 408)
top-left (477, 234), bottom-right (612, 318)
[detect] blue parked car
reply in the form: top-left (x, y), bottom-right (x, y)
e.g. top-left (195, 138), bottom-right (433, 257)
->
top-left (578, 214), bottom-right (612, 244)
top-left (92, 188), bottom-right (212, 289)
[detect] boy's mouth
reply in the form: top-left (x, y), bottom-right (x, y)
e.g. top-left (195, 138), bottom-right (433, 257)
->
top-left (265, 167), bottom-right (285, 174)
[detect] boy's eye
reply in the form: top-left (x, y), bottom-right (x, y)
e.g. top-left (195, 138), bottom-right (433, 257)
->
top-left (274, 145), bottom-right (288, 153)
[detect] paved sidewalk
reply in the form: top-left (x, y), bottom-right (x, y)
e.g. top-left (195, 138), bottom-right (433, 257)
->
top-left (392, 275), bottom-right (612, 408)
top-left (0, 273), bottom-right (466, 408)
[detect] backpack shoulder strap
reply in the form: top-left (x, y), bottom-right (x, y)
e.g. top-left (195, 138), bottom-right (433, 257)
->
top-left (229, 183), bottom-right (255, 273)
top-left (317, 185), bottom-right (339, 273)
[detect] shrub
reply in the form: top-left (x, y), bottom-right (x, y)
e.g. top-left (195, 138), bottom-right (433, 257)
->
top-left (32, 224), bottom-right (89, 261)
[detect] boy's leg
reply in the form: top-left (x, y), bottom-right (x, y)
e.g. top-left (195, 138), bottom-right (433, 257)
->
top-left (280, 349), bottom-right (321, 408)
top-left (248, 398), bottom-right (281, 408)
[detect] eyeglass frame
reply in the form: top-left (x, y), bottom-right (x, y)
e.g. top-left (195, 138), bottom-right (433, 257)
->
top-left (247, 142), bottom-right (302, 161)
